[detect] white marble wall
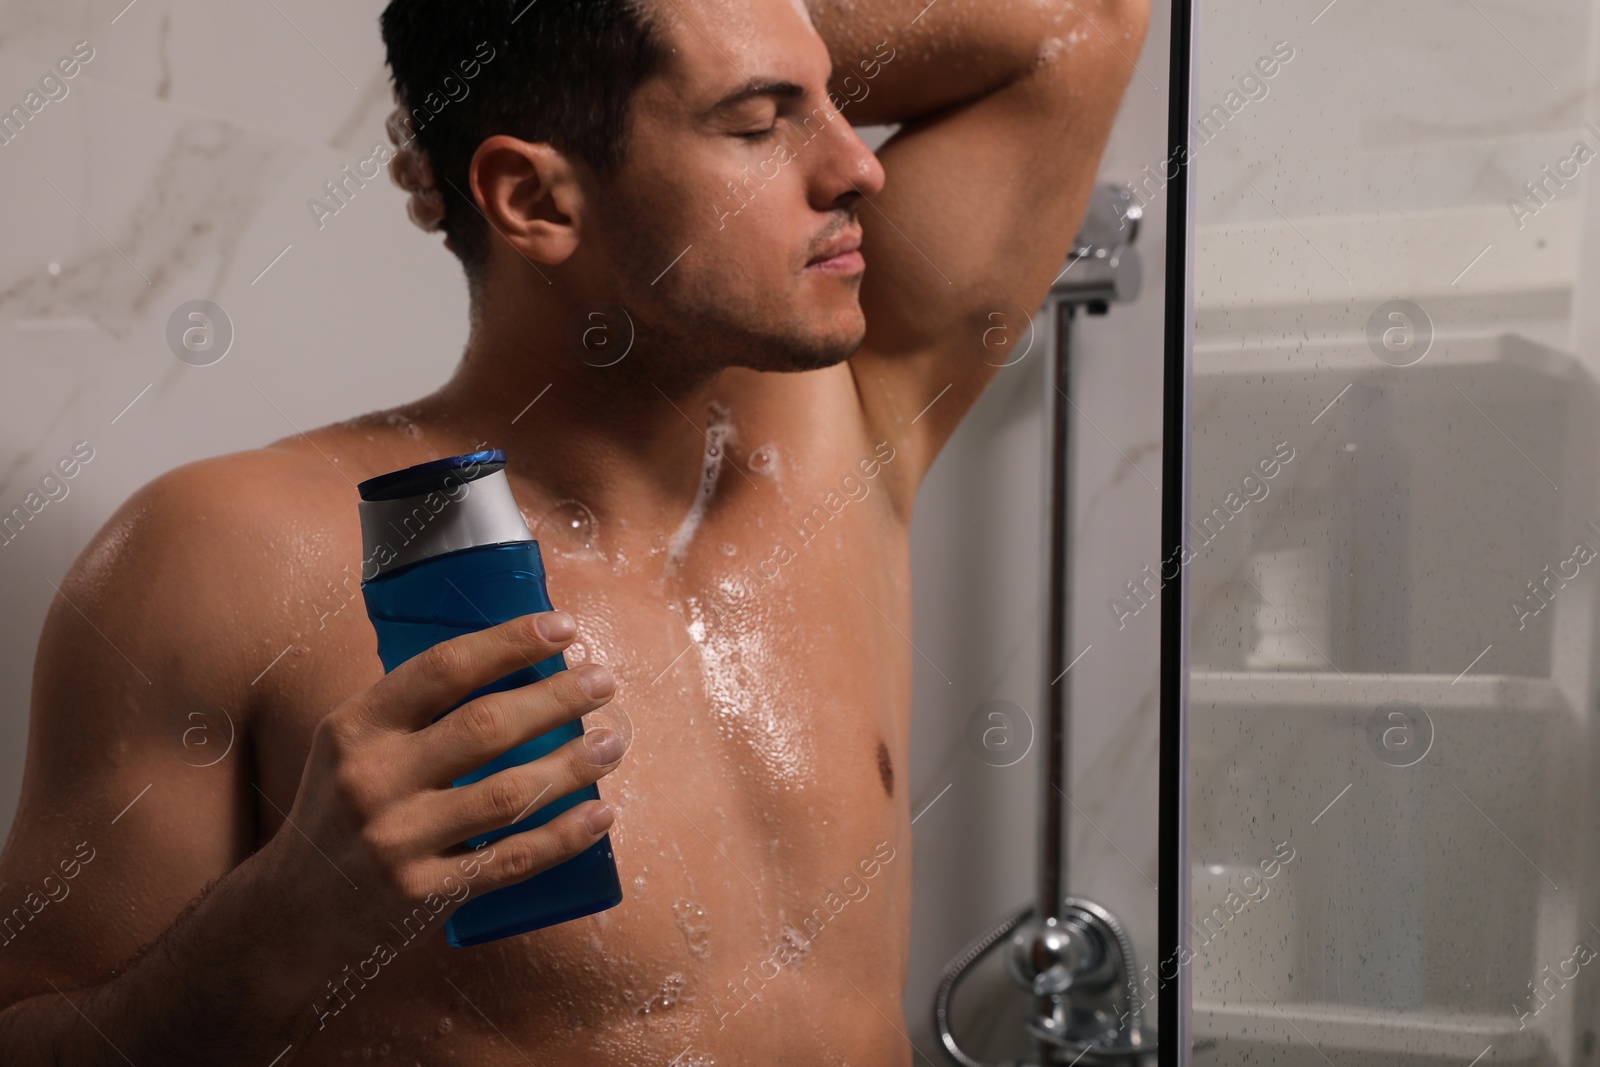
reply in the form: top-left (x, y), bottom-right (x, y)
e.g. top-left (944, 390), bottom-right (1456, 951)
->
top-left (0, 0), bottom-right (472, 863)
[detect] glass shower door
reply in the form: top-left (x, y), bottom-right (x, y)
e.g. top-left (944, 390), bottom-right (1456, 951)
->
top-left (1175, 1), bottom-right (1600, 1063)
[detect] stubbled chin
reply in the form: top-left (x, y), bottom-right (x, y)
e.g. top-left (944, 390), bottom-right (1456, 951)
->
top-left (734, 324), bottom-right (861, 373)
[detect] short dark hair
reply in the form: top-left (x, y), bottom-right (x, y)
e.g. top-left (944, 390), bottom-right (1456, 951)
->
top-left (379, 0), bottom-right (666, 287)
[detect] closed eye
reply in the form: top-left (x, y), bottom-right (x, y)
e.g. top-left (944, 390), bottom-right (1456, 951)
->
top-left (736, 125), bottom-right (778, 142)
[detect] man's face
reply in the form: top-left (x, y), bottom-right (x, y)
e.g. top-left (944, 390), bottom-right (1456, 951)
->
top-left (580, 0), bottom-right (887, 379)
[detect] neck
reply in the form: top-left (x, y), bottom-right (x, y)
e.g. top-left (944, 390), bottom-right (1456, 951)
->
top-left (415, 285), bottom-right (727, 538)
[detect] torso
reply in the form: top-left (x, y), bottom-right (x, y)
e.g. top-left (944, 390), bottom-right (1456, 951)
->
top-left (246, 365), bottom-right (915, 1065)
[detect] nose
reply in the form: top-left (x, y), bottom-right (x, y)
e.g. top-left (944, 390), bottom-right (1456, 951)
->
top-left (811, 103), bottom-right (886, 208)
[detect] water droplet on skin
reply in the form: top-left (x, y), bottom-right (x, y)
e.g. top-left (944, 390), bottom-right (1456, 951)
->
top-left (776, 925), bottom-right (812, 966)
top-left (674, 898), bottom-right (712, 959)
top-left (720, 542), bottom-right (737, 556)
top-left (436, 1017), bottom-right (453, 1036)
top-left (384, 412), bottom-right (421, 439)
top-left (637, 972), bottom-right (686, 1014)
top-left (748, 444), bottom-right (781, 477)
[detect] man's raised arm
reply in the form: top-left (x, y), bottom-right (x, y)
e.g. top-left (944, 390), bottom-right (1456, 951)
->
top-left (810, 0), bottom-right (1151, 507)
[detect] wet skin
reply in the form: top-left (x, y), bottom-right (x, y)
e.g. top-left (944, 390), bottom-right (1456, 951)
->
top-left (250, 385), bottom-right (917, 1065)
top-left (0, 0), bottom-right (1148, 1063)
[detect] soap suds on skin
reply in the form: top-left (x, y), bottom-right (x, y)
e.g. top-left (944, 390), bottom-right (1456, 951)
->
top-left (665, 401), bottom-right (735, 570)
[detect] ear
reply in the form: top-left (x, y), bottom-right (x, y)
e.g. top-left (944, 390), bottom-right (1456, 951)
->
top-left (468, 135), bottom-right (588, 265)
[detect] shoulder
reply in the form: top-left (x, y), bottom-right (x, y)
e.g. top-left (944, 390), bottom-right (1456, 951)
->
top-left (42, 443), bottom-right (363, 720)
top-left (74, 443), bottom-right (358, 597)
top-left (1, 445), bottom-right (364, 992)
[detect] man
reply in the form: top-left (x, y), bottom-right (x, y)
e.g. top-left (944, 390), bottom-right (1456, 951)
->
top-left (0, 0), bottom-right (1147, 1061)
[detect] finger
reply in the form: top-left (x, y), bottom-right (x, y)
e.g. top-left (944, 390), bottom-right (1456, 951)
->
top-left (406, 662), bottom-right (616, 783)
top-left (358, 611), bottom-right (578, 732)
top-left (430, 798), bottom-right (616, 899)
top-left (423, 729), bottom-right (626, 850)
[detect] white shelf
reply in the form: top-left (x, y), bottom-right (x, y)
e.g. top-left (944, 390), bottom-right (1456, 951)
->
top-left (1194, 202), bottom-right (1579, 311)
top-left (1195, 1000), bottom-right (1545, 1059)
top-left (1193, 329), bottom-right (1590, 382)
top-left (1191, 671), bottom-right (1565, 714)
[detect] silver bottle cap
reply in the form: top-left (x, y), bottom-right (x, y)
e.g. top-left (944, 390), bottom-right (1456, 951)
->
top-left (355, 450), bottom-right (532, 579)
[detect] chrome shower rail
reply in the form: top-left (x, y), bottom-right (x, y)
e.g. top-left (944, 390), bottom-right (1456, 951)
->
top-left (932, 183), bottom-right (1152, 1067)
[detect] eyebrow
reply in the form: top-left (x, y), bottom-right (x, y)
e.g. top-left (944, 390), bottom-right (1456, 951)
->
top-left (708, 80), bottom-right (805, 113)
top-left (706, 67), bottom-right (833, 114)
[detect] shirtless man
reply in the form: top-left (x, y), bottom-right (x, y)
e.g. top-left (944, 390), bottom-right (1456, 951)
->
top-left (0, 0), bottom-right (1147, 1061)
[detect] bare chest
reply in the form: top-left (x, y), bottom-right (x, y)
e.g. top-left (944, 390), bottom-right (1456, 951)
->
top-left (253, 451), bottom-right (916, 1061)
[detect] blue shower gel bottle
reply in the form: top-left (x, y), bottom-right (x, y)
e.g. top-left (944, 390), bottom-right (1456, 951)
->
top-left (355, 450), bottom-right (623, 947)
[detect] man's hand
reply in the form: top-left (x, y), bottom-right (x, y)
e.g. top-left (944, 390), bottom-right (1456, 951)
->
top-left (0, 453), bottom-right (630, 1065)
top-left (0, 606), bottom-right (625, 1064)
top-left (284, 609), bottom-right (624, 949)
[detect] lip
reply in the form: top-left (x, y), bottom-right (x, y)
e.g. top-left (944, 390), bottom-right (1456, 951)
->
top-left (805, 230), bottom-right (864, 272)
